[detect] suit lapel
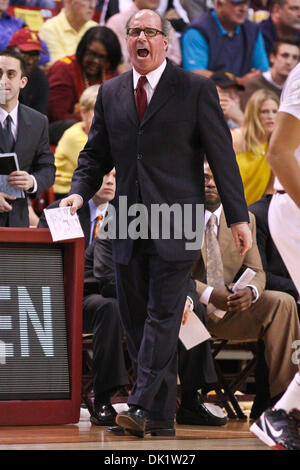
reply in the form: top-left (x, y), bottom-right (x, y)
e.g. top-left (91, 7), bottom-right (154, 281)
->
top-left (119, 71), bottom-right (139, 127)
top-left (119, 62), bottom-right (177, 128)
top-left (0, 124), bottom-right (7, 153)
top-left (13, 104), bottom-right (32, 159)
top-left (141, 62), bottom-right (176, 126)
top-left (218, 210), bottom-right (232, 258)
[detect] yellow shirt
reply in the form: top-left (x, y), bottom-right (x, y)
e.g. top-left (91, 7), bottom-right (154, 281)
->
top-left (236, 141), bottom-right (272, 205)
top-left (39, 9), bottom-right (98, 66)
top-left (53, 122), bottom-right (88, 195)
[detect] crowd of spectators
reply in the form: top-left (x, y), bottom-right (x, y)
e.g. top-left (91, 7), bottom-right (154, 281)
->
top-left (1, 0), bottom-right (300, 435)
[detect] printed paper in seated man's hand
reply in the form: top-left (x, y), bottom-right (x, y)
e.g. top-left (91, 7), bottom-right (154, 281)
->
top-left (0, 153), bottom-right (25, 198)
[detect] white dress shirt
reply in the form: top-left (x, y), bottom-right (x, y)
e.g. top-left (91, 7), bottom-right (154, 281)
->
top-left (88, 199), bottom-right (108, 245)
top-left (133, 59), bottom-right (167, 104)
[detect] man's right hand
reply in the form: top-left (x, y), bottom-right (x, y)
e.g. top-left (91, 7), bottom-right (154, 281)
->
top-left (59, 194), bottom-right (83, 215)
top-left (0, 193), bottom-right (16, 212)
top-left (209, 286), bottom-right (230, 311)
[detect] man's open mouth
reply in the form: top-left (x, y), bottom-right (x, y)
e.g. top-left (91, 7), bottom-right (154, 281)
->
top-left (137, 48), bottom-right (150, 57)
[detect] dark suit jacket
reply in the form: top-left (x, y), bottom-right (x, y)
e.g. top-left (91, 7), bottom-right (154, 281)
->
top-left (249, 195), bottom-right (299, 301)
top-left (0, 104), bottom-right (55, 227)
top-left (70, 60), bottom-right (249, 264)
top-left (38, 198), bottom-right (91, 248)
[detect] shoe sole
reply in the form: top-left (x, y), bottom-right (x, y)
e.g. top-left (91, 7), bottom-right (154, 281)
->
top-left (146, 428), bottom-right (175, 437)
top-left (250, 422), bottom-right (287, 450)
top-left (176, 416), bottom-right (227, 426)
top-left (116, 414), bottom-right (145, 438)
top-left (90, 417), bottom-right (116, 426)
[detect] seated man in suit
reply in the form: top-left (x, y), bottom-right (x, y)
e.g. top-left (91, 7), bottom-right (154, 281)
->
top-left (191, 162), bottom-right (300, 417)
top-left (0, 49), bottom-right (55, 227)
top-left (83, 236), bottom-right (130, 426)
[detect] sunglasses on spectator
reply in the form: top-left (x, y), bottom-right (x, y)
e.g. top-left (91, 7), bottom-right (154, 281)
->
top-left (127, 28), bottom-right (166, 38)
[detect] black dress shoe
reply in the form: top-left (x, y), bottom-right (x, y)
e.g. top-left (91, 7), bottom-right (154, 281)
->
top-left (177, 394), bottom-right (227, 426)
top-left (115, 406), bottom-right (149, 438)
top-left (108, 418), bottom-right (175, 437)
top-left (90, 403), bottom-right (117, 426)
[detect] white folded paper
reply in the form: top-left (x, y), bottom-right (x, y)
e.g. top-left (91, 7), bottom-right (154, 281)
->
top-left (179, 311), bottom-right (211, 350)
top-left (44, 207), bottom-right (84, 242)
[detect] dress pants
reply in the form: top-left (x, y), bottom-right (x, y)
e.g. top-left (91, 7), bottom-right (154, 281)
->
top-left (115, 240), bottom-right (194, 421)
top-left (178, 300), bottom-right (217, 390)
top-left (207, 290), bottom-right (300, 398)
top-left (83, 294), bottom-right (129, 399)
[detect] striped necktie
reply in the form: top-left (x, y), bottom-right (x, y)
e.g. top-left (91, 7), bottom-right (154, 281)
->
top-left (206, 214), bottom-right (224, 287)
top-left (3, 115), bottom-right (15, 152)
top-left (135, 75), bottom-right (148, 122)
top-left (93, 214), bottom-right (103, 239)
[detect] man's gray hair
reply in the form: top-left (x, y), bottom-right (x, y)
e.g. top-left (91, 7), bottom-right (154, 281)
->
top-left (126, 11), bottom-right (172, 38)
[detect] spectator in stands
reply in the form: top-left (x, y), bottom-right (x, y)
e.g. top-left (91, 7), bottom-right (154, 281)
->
top-left (8, 28), bottom-right (49, 114)
top-left (210, 70), bottom-right (244, 128)
top-left (47, 26), bottom-right (121, 145)
top-left (232, 89), bottom-right (279, 205)
top-left (0, 0), bottom-right (25, 51)
top-left (106, 0), bottom-right (182, 70)
top-left (259, 0), bottom-right (300, 55)
top-left (10, 0), bottom-right (56, 8)
top-left (192, 161), bottom-right (300, 418)
top-left (240, 36), bottom-right (300, 110)
top-left (83, 235), bottom-right (130, 427)
top-left (181, 0), bottom-right (269, 84)
top-left (0, 49), bottom-right (55, 227)
top-left (180, 0), bottom-right (212, 20)
top-left (53, 85), bottom-right (99, 199)
top-left (39, 0), bottom-right (98, 66)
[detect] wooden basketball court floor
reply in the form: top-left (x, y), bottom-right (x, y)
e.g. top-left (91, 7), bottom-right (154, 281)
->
top-left (0, 411), bottom-right (269, 450)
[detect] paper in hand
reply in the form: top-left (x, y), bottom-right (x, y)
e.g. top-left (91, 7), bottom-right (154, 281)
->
top-left (0, 153), bottom-right (24, 198)
top-left (179, 311), bottom-right (211, 350)
top-left (44, 206), bottom-right (84, 242)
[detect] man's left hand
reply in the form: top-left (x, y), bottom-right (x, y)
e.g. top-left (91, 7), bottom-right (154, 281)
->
top-left (226, 288), bottom-right (252, 312)
top-left (230, 222), bottom-right (252, 255)
top-left (182, 297), bottom-right (193, 325)
top-left (6, 171), bottom-right (34, 191)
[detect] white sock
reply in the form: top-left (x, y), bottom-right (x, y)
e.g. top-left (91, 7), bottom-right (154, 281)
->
top-left (274, 372), bottom-right (300, 413)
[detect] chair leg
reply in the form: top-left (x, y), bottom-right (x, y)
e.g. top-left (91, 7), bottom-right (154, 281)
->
top-left (214, 359), bottom-right (247, 420)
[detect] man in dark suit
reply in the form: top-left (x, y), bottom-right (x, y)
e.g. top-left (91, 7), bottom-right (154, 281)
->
top-left (60, 9), bottom-right (252, 437)
top-left (0, 49), bottom-right (55, 227)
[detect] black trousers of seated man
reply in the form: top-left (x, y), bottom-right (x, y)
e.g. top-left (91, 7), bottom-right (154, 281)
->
top-left (114, 240), bottom-right (217, 422)
top-left (82, 294), bottom-right (129, 405)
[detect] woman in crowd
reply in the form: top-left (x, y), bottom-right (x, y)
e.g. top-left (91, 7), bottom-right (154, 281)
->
top-left (53, 85), bottom-right (100, 200)
top-left (47, 26), bottom-right (121, 144)
top-left (232, 89), bottom-right (279, 205)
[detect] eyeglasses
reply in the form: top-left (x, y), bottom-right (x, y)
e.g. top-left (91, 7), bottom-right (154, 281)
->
top-left (126, 27), bottom-right (165, 38)
top-left (85, 49), bottom-right (107, 61)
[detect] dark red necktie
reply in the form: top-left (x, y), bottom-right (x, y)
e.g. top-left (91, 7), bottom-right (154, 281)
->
top-left (135, 75), bottom-right (148, 122)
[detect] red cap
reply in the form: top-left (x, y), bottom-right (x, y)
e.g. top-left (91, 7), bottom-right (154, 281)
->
top-left (9, 28), bottom-right (45, 53)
